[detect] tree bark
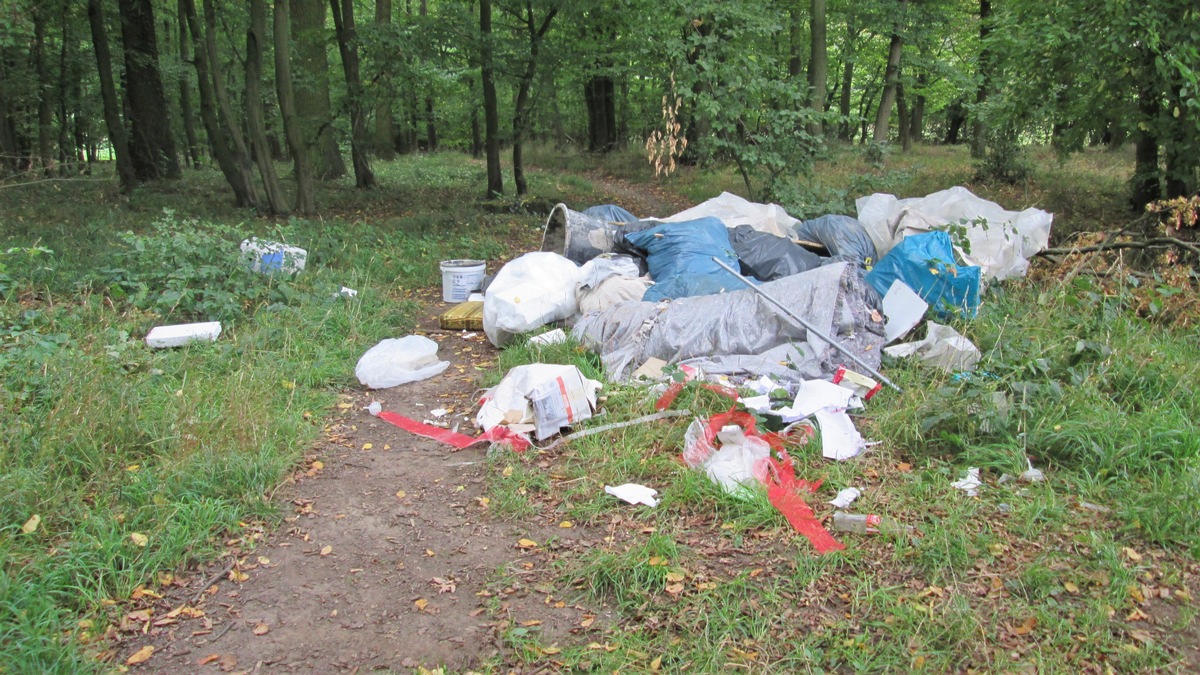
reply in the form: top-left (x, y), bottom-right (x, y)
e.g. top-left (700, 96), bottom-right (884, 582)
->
top-left (33, 6), bottom-right (54, 172)
top-left (837, 22), bottom-right (856, 141)
top-left (970, 0), bottom-right (991, 158)
top-left (944, 99), bottom-right (966, 144)
top-left (87, 0), bottom-right (139, 191)
top-left (275, 0), bottom-right (316, 214)
top-left (292, 0), bottom-right (346, 179)
top-left (117, 0), bottom-right (181, 179)
top-left (807, 0), bottom-right (827, 136)
top-left (177, 0), bottom-right (201, 168)
top-left (247, 0), bottom-right (287, 213)
top-left (872, 4), bottom-right (905, 144)
top-left (330, 0), bottom-right (376, 188)
top-left (909, 68), bottom-right (926, 141)
top-left (1130, 50), bottom-right (1162, 209)
top-left (374, 0), bottom-right (395, 160)
top-left (204, 0), bottom-right (259, 199)
top-left (897, 82), bottom-right (911, 151)
top-left (480, 0), bottom-right (502, 197)
top-left (181, 0), bottom-right (258, 206)
top-left (788, 6), bottom-right (804, 79)
top-left (511, 2), bottom-right (557, 196)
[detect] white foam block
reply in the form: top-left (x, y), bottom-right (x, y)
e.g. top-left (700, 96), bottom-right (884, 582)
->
top-left (145, 321), bottom-right (222, 348)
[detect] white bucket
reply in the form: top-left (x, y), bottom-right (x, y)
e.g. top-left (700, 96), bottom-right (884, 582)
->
top-left (440, 259), bottom-right (486, 302)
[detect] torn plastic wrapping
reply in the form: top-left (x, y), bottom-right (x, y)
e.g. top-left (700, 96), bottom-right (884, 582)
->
top-left (883, 321), bottom-right (982, 372)
top-left (572, 262), bottom-right (886, 385)
top-left (865, 231), bottom-right (981, 319)
top-left (475, 364), bottom-right (602, 440)
top-left (659, 191), bottom-right (800, 239)
top-left (855, 186), bottom-right (1053, 281)
top-left (483, 252), bottom-right (582, 347)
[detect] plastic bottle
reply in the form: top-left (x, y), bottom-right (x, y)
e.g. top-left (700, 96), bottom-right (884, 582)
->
top-left (831, 512), bottom-right (913, 535)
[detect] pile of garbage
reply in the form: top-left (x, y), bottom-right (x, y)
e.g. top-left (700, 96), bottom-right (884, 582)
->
top-left (357, 187), bottom-right (1053, 553)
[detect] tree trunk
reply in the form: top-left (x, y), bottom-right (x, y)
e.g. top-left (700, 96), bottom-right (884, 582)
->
top-left (292, 0), bottom-right (346, 179)
top-left (247, 0), bottom-right (287, 213)
top-left (837, 22), bottom-right (856, 141)
top-left (117, 0), bottom-right (181, 179)
top-left (87, 0), bottom-right (139, 191)
top-left (909, 70), bottom-right (926, 141)
top-left (511, 2), bottom-right (557, 196)
top-left (807, 0), bottom-right (827, 136)
top-left (788, 6), bottom-right (804, 79)
top-left (584, 76), bottom-right (617, 153)
top-left (471, 98), bottom-right (482, 158)
top-left (275, 0), bottom-right (316, 214)
top-left (897, 82), bottom-right (911, 151)
top-left (1130, 50), bottom-right (1162, 209)
top-left (970, 0), bottom-right (991, 158)
top-left (57, 7), bottom-right (73, 171)
top-left (330, 0), bottom-right (376, 188)
top-left (181, 0), bottom-right (258, 206)
top-left (204, 0), bottom-right (259, 200)
top-left (177, 0), bottom-right (201, 168)
top-left (374, 0), bottom-right (395, 160)
top-left (480, 0), bottom-right (502, 197)
top-left (873, 9), bottom-right (904, 144)
top-left (33, 7), bottom-right (54, 172)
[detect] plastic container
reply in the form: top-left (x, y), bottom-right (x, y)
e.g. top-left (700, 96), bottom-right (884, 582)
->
top-left (145, 321), bottom-right (222, 348)
top-left (240, 238), bottom-right (307, 274)
top-left (831, 512), bottom-right (913, 535)
top-left (440, 259), bottom-right (486, 303)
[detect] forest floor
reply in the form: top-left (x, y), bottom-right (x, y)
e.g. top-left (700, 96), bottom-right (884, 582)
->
top-left (3, 146), bottom-right (1199, 674)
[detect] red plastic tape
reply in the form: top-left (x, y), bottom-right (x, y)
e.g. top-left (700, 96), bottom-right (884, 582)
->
top-left (377, 411), bottom-right (530, 453)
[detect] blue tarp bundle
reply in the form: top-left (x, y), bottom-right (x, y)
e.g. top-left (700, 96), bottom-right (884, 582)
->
top-left (865, 231), bottom-right (980, 319)
top-left (624, 218), bottom-right (746, 302)
top-left (583, 204), bottom-right (639, 223)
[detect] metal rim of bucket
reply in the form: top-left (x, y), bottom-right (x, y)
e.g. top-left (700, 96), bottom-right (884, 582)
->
top-left (440, 259), bottom-right (485, 269)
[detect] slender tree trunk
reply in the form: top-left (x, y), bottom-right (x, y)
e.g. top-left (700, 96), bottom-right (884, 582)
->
top-left (544, 68), bottom-right (565, 149)
top-left (374, 0), bottom-right (395, 160)
top-left (873, 22), bottom-right (904, 143)
top-left (247, 0), bottom-right (286, 213)
top-left (480, 0), bottom-right (502, 197)
top-left (57, 6), bottom-right (72, 171)
top-left (204, 0), bottom-right (259, 199)
top-left (511, 2), bottom-right (557, 196)
top-left (909, 69), bottom-right (926, 141)
top-left (330, 0), bottom-right (376, 188)
top-left (788, 6), bottom-right (804, 79)
top-left (87, 0), bottom-right (138, 191)
top-left (33, 7), bottom-right (53, 172)
top-left (970, 0), bottom-right (991, 158)
top-left (181, 0), bottom-right (258, 206)
top-left (807, 0), bottom-right (827, 136)
top-left (897, 82), bottom-right (911, 151)
top-left (275, 0), bottom-right (316, 214)
top-left (292, 0), bottom-right (346, 179)
top-left (1130, 50), bottom-right (1162, 209)
top-left (944, 99), bottom-right (966, 144)
top-left (177, 0), bottom-right (201, 168)
top-left (117, 0), bottom-right (181, 179)
top-left (837, 22), bottom-right (856, 141)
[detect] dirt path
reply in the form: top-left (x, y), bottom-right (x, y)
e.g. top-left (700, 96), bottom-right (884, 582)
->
top-left (118, 304), bottom-right (606, 673)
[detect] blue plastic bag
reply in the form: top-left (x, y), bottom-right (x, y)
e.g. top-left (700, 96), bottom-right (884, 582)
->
top-left (624, 217), bottom-right (744, 301)
top-left (865, 231), bottom-right (980, 319)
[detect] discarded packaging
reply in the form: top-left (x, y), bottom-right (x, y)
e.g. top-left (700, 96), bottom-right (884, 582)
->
top-left (883, 322), bottom-right (981, 373)
top-left (476, 364), bottom-right (601, 441)
top-left (952, 467), bottom-right (982, 496)
top-left (660, 191), bottom-right (799, 240)
top-left (338, 286), bottom-right (358, 298)
top-left (828, 487), bottom-right (862, 509)
top-left (366, 401), bottom-right (382, 416)
top-left (440, 301), bottom-right (484, 330)
top-left (831, 512), bottom-right (913, 535)
top-left (145, 321), bottom-right (222, 348)
top-left (241, 238), bottom-right (307, 274)
top-left (832, 366), bottom-right (882, 401)
top-left (528, 329), bottom-right (567, 347)
top-left (1022, 458), bottom-right (1046, 483)
top-left (605, 483), bottom-right (659, 507)
top-left (354, 335), bottom-right (450, 389)
top-left (700, 424), bottom-right (773, 495)
top-left (483, 252), bottom-right (582, 347)
top-left (881, 279), bottom-right (928, 343)
top-left (440, 259), bottom-right (486, 303)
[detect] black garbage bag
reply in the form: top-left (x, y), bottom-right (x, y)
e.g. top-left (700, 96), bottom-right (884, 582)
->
top-left (728, 225), bottom-right (825, 281)
top-left (794, 214), bottom-right (878, 266)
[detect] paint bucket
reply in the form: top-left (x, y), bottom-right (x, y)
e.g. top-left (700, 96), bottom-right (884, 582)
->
top-left (439, 259), bottom-right (486, 303)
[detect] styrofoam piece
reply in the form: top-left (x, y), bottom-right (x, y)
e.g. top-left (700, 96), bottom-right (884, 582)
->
top-left (241, 238), bottom-right (307, 274)
top-left (882, 279), bottom-right (928, 343)
top-left (145, 321), bottom-right (222, 348)
top-left (605, 483), bottom-right (659, 507)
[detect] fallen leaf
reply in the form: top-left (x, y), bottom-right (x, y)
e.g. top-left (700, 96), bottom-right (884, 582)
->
top-left (217, 653), bottom-right (238, 671)
top-left (665, 583), bottom-right (684, 595)
top-left (1176, 589), bottom-right (1193, 602)
top-left (424, 548), bottom-right (436, 557)
top-left (320, 545), bottom-right (332, 556)
top-left (362, 443), bottom-right (373, 450)
top-left (520, 620), bottom-right (542, 627)
top-left (252, 623), bottom-right (269, 635)
top-left (20, 515), bottom-right (40, 534)
top-left (897, 462), bottom-right (912, 473)
top-left (130, 532), bottom-right (149, 547)
top-left (395, 490), bottom-right (407, 499)
top-left (665, 571), bottom-right (685, 583)
top-left (257, 556), bottom-right (270, 565)
top-left (229, 569), bottom-right (248, 583)
top-left (197, 653), bottom-right (220, 665)
top-left (1126, 608), bottom-right (1149, 622)
top-left (1124, 547), bottom-right (1143, 562)
top-left (539, 646), bottom-right (562, 655)
top-left (1013, 617), bottom-right (1037, 635)
top-left (311, 461), bottom-right (324, 470)
top-left (647, 556), bottom-right (665, 566)
top-left (477, 497), bottom-right (490, 508)
top-left (502, 466), bottom-right (514, 477)
top-left (414, 598), bottom-right (429, 611)
top-left (749, 569), bottom-right (763, 577)
top-left (650, 655), bottom-right (663, 670)
top-left (559, 521), bottom-right (574, 528)
top-left (579, 616), bottom-right (595, 628)
top-left (126, 645), bottom-right (154, 665)
top-left (517, 538), bottom-right (538, 549)
top-left (1064, 581), bottom-right (1080, 594)
top-left (1130, 629), bottom-right (1153, 644)
top-left (336, 403), bottom-right (352, 409)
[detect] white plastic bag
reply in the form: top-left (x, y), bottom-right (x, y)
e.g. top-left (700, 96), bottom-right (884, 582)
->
top-left (355, 336), bottom-right (450, 389)
top-left (476, 364), bottom-right (602, 435)
top-left (483, 252), bottom-right (582, 347)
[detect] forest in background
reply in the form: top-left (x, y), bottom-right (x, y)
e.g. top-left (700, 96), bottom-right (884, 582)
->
top-left (0, 0), bottom-right (1196, 215)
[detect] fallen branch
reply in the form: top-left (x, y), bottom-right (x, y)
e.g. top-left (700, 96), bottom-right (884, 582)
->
top-left (1038, 237), bottom-right (1200, 258)
top-left (538, 409), bottom-right (691, 451)
top-left (190, 557), bottom-right (236, 605)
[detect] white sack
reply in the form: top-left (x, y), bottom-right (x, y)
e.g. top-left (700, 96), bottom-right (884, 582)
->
top-left (355, 335), bottom-right (449, 389)
top-left (660, 191), bottom-right (800, 239)
top-left (483, 252), bottom-right (582, 347)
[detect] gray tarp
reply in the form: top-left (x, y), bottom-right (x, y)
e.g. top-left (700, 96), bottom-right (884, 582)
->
top-left (572, 262), bottom-right (886, 384)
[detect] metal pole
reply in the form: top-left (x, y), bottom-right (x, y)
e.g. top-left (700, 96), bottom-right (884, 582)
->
top-left (712, 257), bottom-right (902, 393)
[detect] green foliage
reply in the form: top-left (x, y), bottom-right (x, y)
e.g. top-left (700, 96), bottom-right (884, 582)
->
top-left (98, 210), bottom-right (306, 323)
top-left (974, 128), bottom-right (1033, 185)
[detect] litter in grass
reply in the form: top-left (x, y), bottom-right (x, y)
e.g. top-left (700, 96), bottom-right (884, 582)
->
top-left (605, 484), bottom-right (660, 507)
top-left (145, 321), bottom-right (222, 348)
top-left (355, 336), bottom-right (450, 389)
top-left (952, 467), bottom-right (983, 497)
top-left (831, 512), bottom-right (914, 535)
top-left (828, 487), bottom-right (862, 508)
top-left (241, 237), bottom-right (307, 274)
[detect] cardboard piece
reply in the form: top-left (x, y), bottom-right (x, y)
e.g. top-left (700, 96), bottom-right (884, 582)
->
top-left (529, 368), bottom-right (597, 440)
top-left (439, 301), bottom-right (485, 330)
top-left (882, 279), bottom-right (928, 343)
